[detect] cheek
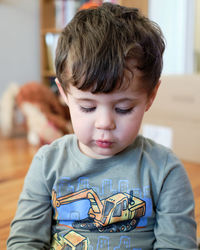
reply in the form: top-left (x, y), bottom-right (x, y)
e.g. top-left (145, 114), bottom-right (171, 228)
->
top-left (70, 111), bottom-right (84, 130)
top-left (121, 120), bottom-right (140, 138)
top-left (69, 108), bottom-right (92, 139)
top-left (118, 110), bottom-right (145, 138)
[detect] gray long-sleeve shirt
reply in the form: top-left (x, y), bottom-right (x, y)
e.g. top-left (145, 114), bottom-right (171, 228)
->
top-left (7, 134), bottom-right (197, 249)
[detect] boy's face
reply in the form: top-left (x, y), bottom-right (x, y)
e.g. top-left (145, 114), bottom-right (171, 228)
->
top-left (57, 76), bottom-right (158, 159)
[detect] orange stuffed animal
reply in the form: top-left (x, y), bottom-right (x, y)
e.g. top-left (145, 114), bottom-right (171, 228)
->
top-left (16, 82), bottom-right (73, 146)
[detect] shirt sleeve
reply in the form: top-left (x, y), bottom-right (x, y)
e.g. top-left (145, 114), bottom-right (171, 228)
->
top-left (154, 151), bottom-right (197, 250)
top-left (7, 150), bottom-right (52, 249)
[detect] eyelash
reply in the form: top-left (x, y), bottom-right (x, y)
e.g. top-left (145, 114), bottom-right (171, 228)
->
top-left (80, 107), bottom-right (96, 113)
top-left (115, 107), bottom-right (134, 114)
top-left (80, 106), bottom-right (134, 115)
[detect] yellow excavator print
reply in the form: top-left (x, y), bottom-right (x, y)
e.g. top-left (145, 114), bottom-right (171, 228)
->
top-left (52, 188), bottom-right (145, 233)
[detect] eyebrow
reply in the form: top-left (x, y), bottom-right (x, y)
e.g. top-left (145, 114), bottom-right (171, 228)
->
top-left (75, 98), bottom-right (95, 101)
top-left (75, 97), bottom-right (139, 103)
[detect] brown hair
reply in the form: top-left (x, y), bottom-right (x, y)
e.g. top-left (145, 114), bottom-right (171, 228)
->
top-left (55, 2), bottom-right (165, 94)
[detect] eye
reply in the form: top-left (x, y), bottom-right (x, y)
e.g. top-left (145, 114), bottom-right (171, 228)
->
top-left (115, 107), bottom-right (133, 114)
top-left (80, 106), bottom-right (96, 113)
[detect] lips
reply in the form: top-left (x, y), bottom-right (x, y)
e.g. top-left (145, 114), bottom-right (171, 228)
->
top-left (95, 140), bottom-right (113, 148)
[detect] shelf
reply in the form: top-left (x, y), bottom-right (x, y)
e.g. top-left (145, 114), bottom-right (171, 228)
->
top-left (41, 28), bottom-right (62, 35)
top-left (42, 70), bottom-right (56, 77)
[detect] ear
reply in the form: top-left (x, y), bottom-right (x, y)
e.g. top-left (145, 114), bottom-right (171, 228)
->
top-left (55, 78), bottom-right (68, 105)
top-left (145, 80), bottom-right (161, 112)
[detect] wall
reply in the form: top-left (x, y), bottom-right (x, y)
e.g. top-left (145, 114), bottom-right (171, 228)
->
top-left (0, 0), bottom-right (40, 98)
top-left (149, 0), bottom-right (195, 75)
top-left (194, 0), bottom-right (200, 71)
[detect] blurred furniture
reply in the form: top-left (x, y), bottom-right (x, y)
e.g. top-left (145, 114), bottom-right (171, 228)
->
top-left (142, 74), bottom-right (200, 163)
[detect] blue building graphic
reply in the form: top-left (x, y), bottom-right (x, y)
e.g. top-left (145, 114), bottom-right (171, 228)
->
top-left (97, 236), bottom-right (109, 249)
top-left (114, 236), bottom-right (131, 249)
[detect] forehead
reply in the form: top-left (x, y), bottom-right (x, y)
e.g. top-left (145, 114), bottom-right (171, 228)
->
top-left (68, 75), bottom-right (146, 101)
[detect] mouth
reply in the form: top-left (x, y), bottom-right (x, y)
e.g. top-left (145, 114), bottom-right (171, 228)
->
top-left (95, 140), bottom-right (113, 149)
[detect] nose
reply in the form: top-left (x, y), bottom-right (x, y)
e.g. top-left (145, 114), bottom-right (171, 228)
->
top-left (95, 110), bottom-right (116, 130)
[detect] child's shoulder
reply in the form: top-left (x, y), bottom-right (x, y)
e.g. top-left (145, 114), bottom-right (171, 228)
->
top-left (135, 135), bottom-right (188, 189)
top-left (135, 135), bottom-right (182, 167)
top-left (136, 134), bottom-right (172, 153)
top-left (36, 134), bottom-right (76, 158)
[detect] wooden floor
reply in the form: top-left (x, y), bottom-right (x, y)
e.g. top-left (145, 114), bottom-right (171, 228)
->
top-left (0, 135), bottom-right (199, 249)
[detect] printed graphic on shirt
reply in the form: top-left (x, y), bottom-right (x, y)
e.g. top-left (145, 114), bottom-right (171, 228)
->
top-left (51, 231), bottom-right (88, 249)
top-left (52, 188), bottom-right (146, 233)
top-left (51, 231), bottom-right (142, 250)
top-left (51, 177), bottom-right (151, 249)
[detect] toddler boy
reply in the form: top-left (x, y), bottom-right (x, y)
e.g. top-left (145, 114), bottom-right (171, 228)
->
top-left (8, 3), bottom-right (197, 249)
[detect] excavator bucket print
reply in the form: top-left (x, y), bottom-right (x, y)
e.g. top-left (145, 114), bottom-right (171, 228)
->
top-left (51, 231), bottom-right (88, 250)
